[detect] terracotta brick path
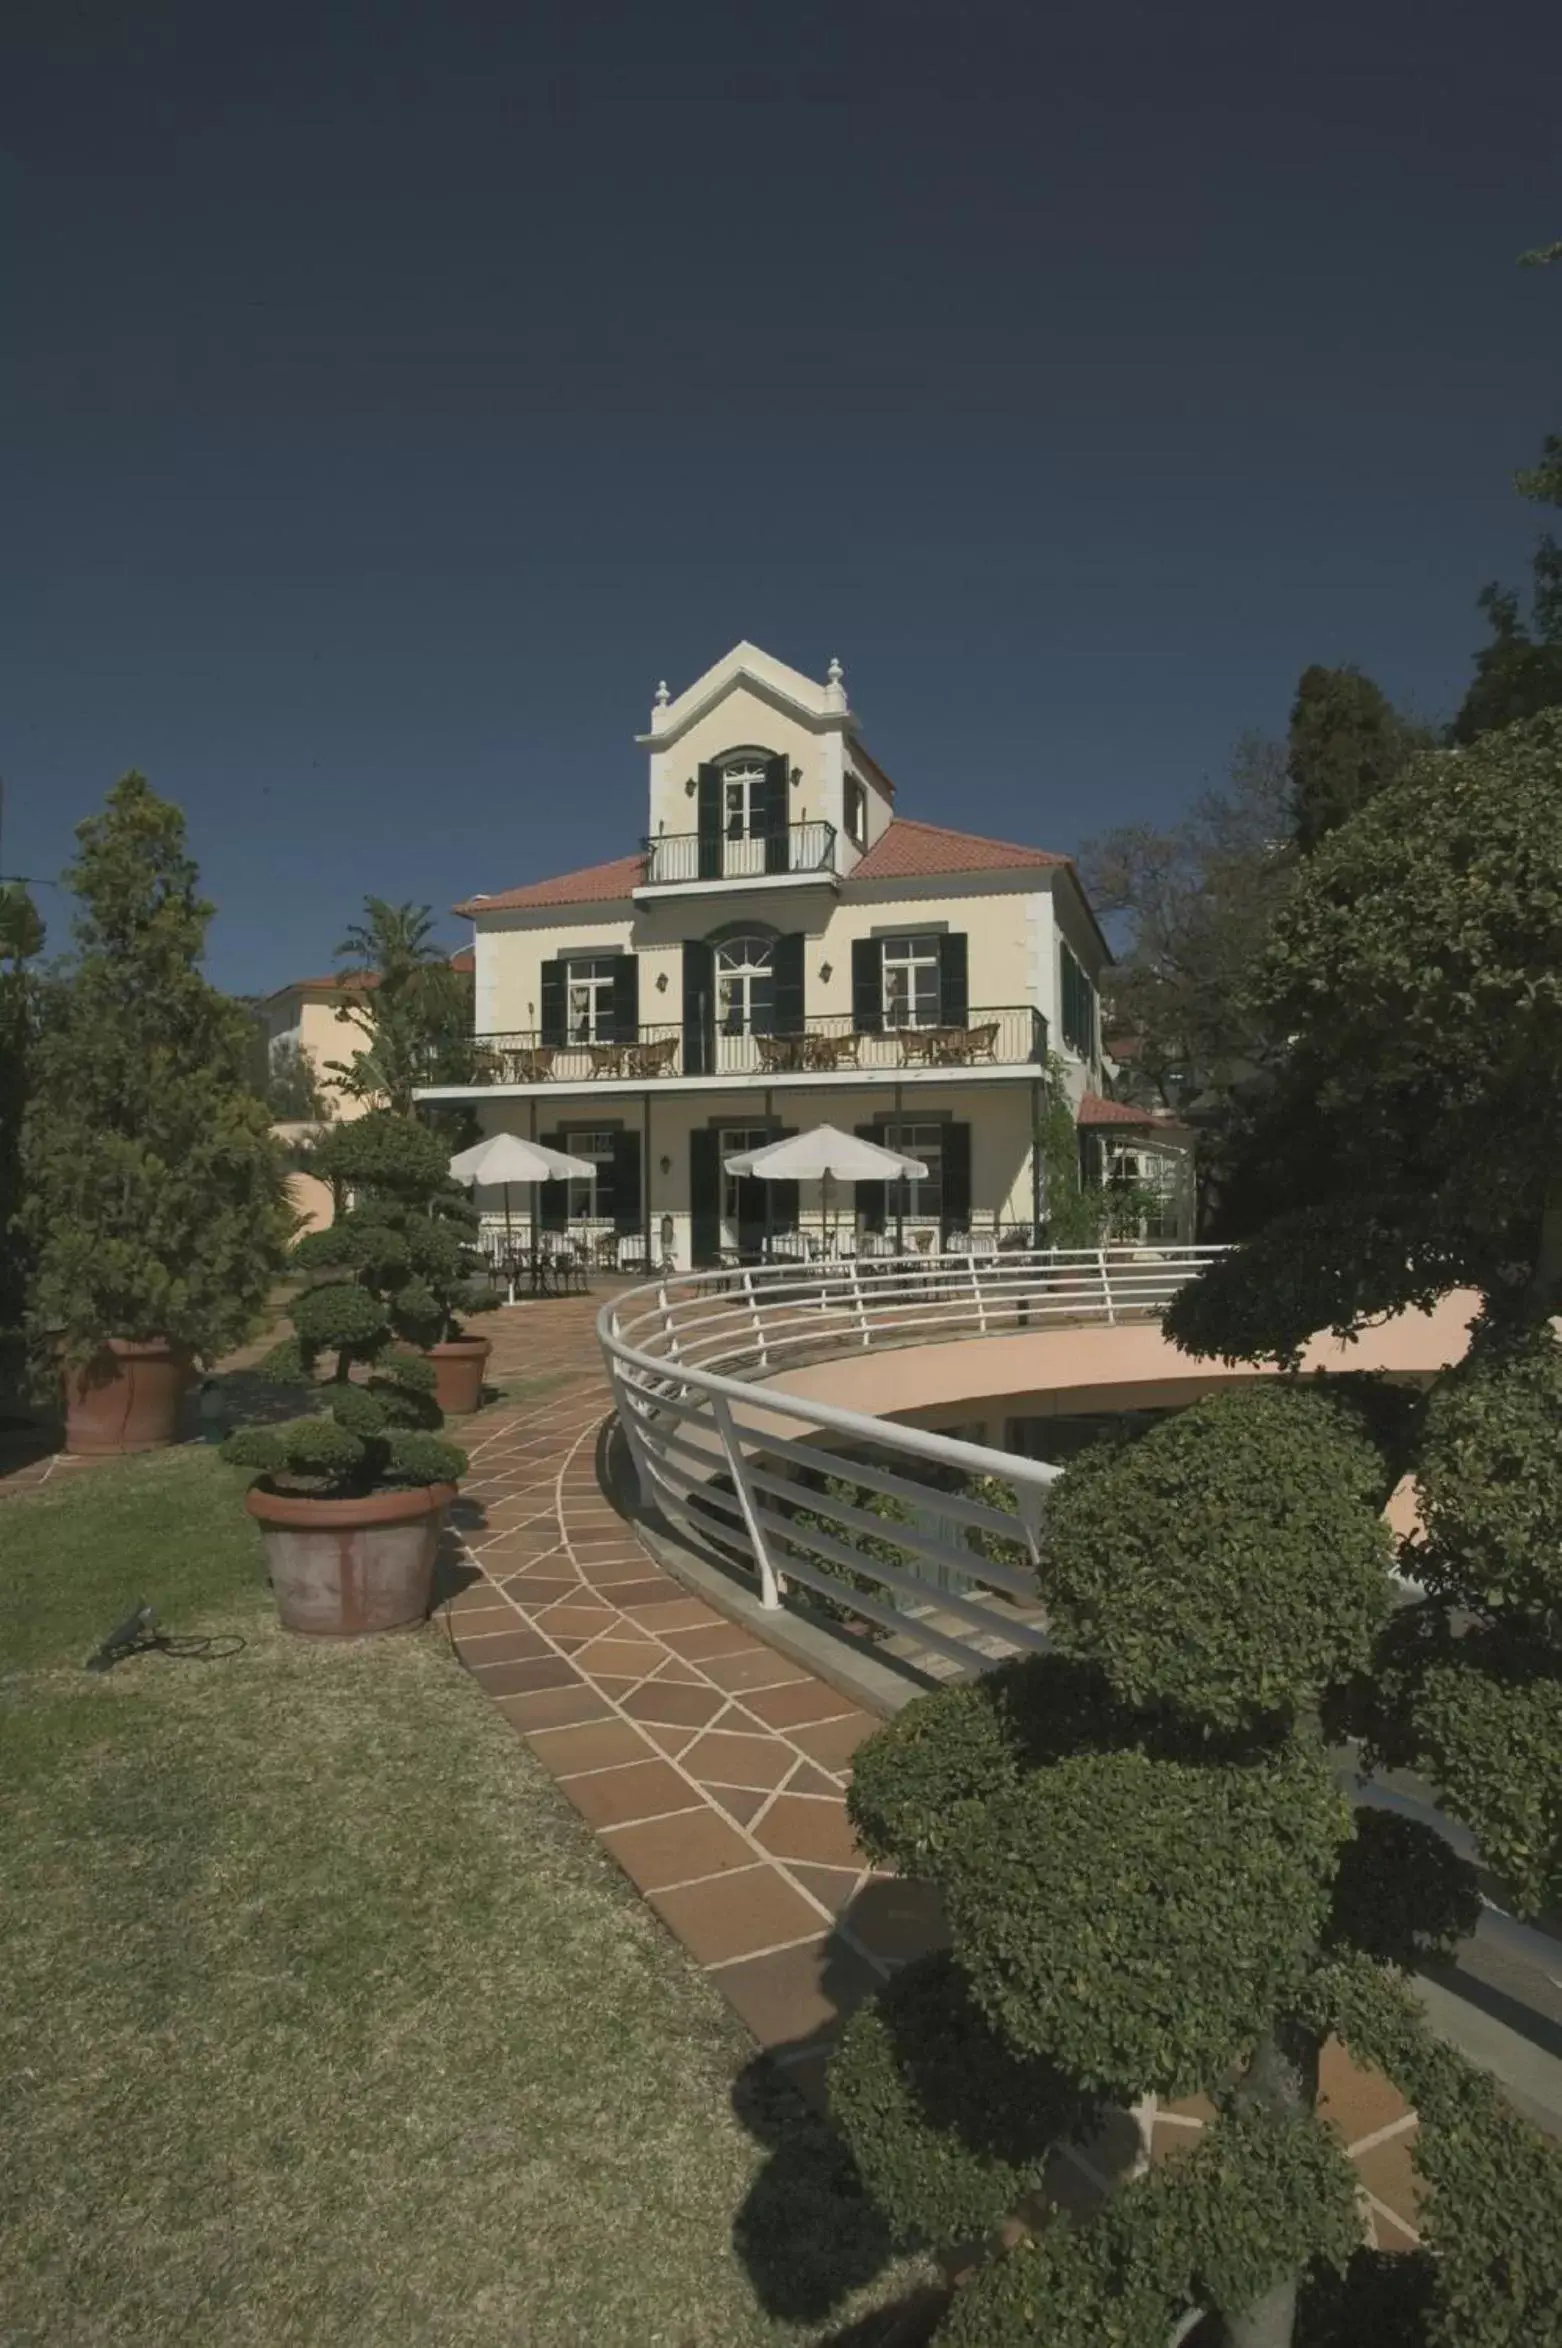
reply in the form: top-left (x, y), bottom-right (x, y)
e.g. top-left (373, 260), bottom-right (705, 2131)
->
top-left (442, 1287), bottom-right (1423, 2249)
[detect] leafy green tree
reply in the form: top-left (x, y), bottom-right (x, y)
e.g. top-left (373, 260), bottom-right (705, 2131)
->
top-left (327, 897), bottom-right (474, 1114)
top-left (830, 1384), bottom-right (1560, 2345)
top-left (0, 880), bottom-right (45, 1331)
top-left (1080, 734), bottom-right (1294, 1122)
top-left (17, 775), bottom-right (293, 1369)
top-left (1287, 665), bottom-right (1429, 852)
top-left (264, 1036), bottom-right (332, 1121)
top-left (1158, 711), bottom-right (1562, 2248)
top-left (222, 1110), bottom-right (485, 1495)
top-left (1451, 427), bottom-right (1562, 744)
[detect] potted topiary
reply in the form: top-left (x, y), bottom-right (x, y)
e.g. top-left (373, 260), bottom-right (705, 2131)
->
top-left (222, 1110), bottom-right (487, 1634)
top-left (19, 775), bottom-right (295, 1453)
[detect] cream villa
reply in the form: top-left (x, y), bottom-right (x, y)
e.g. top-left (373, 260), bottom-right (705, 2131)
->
top-left (417, 643), bottom-right (1187, 1267)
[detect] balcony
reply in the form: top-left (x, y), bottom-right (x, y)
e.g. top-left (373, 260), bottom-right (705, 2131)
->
top-left (637, 820), bottom-right (839, 892)
top-left (458, 1006), bottom-right (1047, 1088)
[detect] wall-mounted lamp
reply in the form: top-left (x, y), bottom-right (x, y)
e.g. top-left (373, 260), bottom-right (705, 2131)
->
top-left (684, 774), bottom-right (697, 797)
top-left (658, 1154), bottom-right (672, 1175)
top-left (819, 961), bottom-right (833, 984)
top-left (789, 765), bottom-right (802, 788)
top-left (655, 970), bottom-right (669, 992)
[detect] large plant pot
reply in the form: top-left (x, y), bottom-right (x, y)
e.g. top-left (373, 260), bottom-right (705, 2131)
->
top-left (247, 1481), bottom-right (457, 1636)
top-left (64, 1338), bottom-right (193, 1456)
top-left (427, 1336), bottom-right (492, 1417)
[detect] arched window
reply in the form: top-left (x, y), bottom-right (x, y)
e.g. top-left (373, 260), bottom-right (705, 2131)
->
top-left (721, 757), bottom-right (769, 841)
top-left (716, 932), bottom-right (775, 1035)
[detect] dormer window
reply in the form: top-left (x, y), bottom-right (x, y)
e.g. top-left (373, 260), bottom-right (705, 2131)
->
top-left (845, 773), bottom-right (867, 847)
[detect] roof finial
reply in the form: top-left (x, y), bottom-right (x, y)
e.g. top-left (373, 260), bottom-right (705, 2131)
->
top-left (827, 656), bottom-right (843, 687)
top-left (824, 654), bottom-right (847, 713)
top-left (654, 678), bottom-right (670, 709)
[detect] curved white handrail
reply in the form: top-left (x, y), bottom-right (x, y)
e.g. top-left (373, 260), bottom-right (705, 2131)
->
top-left (598, 1246), bottom-right (1221, 1670)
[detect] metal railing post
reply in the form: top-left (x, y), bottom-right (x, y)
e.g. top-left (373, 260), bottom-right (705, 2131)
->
top-left (968, 1250), bottom-right (987, 1333)
top-left (741, 1270), bottom-right (768, 1368)
top-left (851, 1257), bottom-right (870, 1348)
top-left (711, 1394), bottom-right (783, 1609)
top-left (1098, 1248), bottom-right (1115, 1324)
top-left (657, 1281), bottom-right (680, 1361)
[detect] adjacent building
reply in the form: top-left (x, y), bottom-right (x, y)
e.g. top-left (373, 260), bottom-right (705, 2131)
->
top-left (416, 642), bottom-right (1189, 1266)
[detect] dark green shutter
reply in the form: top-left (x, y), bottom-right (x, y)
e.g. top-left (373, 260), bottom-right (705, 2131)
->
top-left (611, 1132), bottom-right (641, 1234)
top-left (539, 1130), bottom-right (568, 1231)
top-left (939, 932), bottom-right (969, 1027)
top-left (854, 1124), bottom-right (886, 1233)
top-left (609, 953), bottom-right (638, 1044)
top-left (539, 959), bottom-right (566, 1046)
top-left (852, 938), bottom-right (883, 1034)
top-left (942, 1122), bottom-right (971, 1236)
top-left (772, 932), bottom-right (805, 1035)
top-left (683, 939), bottom-right (714, 1075)
top-left (690, 1129), bottom-right (721, 1266)
top-left (762, 754), bottom-right (789, 874)
top-left (697, 763), bottom-right (722, 879)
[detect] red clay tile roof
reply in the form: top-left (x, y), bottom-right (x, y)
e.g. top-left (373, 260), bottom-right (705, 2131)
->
top-left (850, 816), bottom-right (1068, 882)
top-left (1076, 1090), bottom-right (1158, 1127)
top-left (269, 948), bottom-right (474, 999)
top-left (453, 852), bottom-right (646, 917)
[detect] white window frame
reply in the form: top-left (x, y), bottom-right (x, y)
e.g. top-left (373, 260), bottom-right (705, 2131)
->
top-left (565, 1128), bottom-right (617, 1224)
top-left (720, 1126), bottom-right (773, 1226)
top-left (883, 1120), bottom-right (944, 1220)
top-left (565, 956), bottom-right (616, 1044)
top-left (880, 934), bottom-right (941, 1030)
top-left (715, 934), bottom-right (775, 1035)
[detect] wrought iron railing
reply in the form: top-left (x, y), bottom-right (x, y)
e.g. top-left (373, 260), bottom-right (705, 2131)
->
top-left (463, 1004), bottom-right (1047, 1085)
top-left (599, 1246), bottom-right (1223, 1676)
top-left (641, 821), bottom-right (838, 886)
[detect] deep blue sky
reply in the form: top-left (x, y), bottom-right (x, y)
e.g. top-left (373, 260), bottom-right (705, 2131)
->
top-left (3, 0), bottom-right (1558, 993)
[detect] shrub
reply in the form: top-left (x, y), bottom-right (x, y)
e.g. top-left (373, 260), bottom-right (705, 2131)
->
top-left (222, 1109), bottom-right (481, 1496)
top-left (1042, 1383), bottom-right (1392, 1727)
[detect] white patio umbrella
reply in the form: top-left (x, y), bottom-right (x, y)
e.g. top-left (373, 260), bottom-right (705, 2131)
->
top-left (724, 1123), bottom-right (927, 1252)
top-left (449, 1133), bottom-right (596, 1291)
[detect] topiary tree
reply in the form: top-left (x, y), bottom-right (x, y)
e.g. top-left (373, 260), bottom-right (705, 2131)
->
top-left (826, 1379), bottom-right (1562, 2346)
top-left (221, 1110), bottom-right (486, 1494)
top-left (1163, 712), bottom-right (1562, 1929)
top-left (17, 775), bottom-right (294, 1369)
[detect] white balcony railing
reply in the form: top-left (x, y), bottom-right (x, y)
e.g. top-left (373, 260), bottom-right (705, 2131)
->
top-left (599, 1246), bottom-right (1222, 1677)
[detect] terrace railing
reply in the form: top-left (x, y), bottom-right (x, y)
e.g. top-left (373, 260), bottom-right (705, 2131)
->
top-left (641, 820), bottom-right (838, 886)
top-left (599, 1245), bottom-right (1222, 1677)
top-left (466, 1004), bottom-right (1047, 1085)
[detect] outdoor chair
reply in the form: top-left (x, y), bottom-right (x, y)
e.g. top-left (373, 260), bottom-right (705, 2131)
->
top-left (622, 1035), bottom-right (679, 1078)
top-left (508, 1045), bottom-right (556, 1083)
top-left (756, 1033), bottom-right (808, 1074)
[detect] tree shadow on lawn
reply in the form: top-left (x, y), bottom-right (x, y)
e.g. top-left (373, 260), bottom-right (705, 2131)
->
top-left (726, 1926), bottom-right (949, 2346)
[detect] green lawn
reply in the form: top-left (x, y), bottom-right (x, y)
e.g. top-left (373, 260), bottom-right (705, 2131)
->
top-left (0, 1448), bottom-right (912, 2346)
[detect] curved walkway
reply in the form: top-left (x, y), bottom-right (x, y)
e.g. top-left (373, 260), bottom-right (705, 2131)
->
top-left (444, 1286), bottom-right (1424, 2252)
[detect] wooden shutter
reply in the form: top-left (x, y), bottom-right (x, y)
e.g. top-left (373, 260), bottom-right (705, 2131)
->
top-left (609, 954), bottom-right (639, 1044)
top-left (539, 1130), bottom-right (568, 1231)
top-left (942, 1122), bottom-right (972, 1237)
top-left (762, 753), bottom-right (790, 874)
top-left (689, 1129), bottom-right (721, 1267)
top-left (539, 959), bottom-right (566, 1046)
top-left (696, 763), bottom-right (722, 880)
top-left (854, 1124), bottom-right (885, 1233)
top-left (611, 1131), bottom-right (642, 1234)
top-left (851, 938), bottom-right (883, 1034)
top-left (939, 932), bottom-right (969, 1027)
top-left (772, 933), bottom-right (805, 1035)
top-left (683, 940), bottom-right (714, 1075)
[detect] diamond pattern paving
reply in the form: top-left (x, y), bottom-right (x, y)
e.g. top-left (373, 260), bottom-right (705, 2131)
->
top-left (427, 1283), bottom-right (1425, 2246)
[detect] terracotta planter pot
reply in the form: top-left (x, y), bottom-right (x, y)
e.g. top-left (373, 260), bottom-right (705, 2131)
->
top-left (427, 1335), bottom-right (492, 1416)
top-left (64, 1338), bottom-right (194, 1456)
top-left (247, 1481), bottom-right (457, 1636)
